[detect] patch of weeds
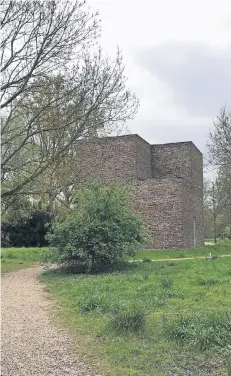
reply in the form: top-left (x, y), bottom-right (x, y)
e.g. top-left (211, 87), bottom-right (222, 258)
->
top-left (109, 307), bottom-right (146, 334)
top-left (142, 257), bottom-right (152, 263)
top-left (79, 295), bottom-right (106, 313)
top-left (166, 312), bottom-right (231, 351)
top-left (143, 272), bottom-right (150, 280)
top-left (151, 295), bottom-right (167, 307)
top-left (197, 277), bottom-right (219, 286)
top-left (192, 292), bottom-right (206, 301)
top-left (166, 262), bottom-right (176, 267)
top-left (176, 251), bottom-right (186, 258)
top-left (160, 278), bottom-right (173, 289)
top-left (6, 252), bottom-right (16, 259)
top-left (211, 255), bottom-right (220, 260)
top-left (164, 292), bottom-right (178, 299)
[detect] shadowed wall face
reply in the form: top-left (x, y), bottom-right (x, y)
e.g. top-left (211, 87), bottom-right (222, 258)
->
top-left (75, 135), bottom-right (204, 250)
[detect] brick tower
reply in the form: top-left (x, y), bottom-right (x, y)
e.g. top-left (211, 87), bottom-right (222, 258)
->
top-left (75, 134), bottom-right (204, 249)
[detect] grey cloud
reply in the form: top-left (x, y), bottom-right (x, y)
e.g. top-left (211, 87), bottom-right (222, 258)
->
top-left (134, 42), bottom-right (231, 116)
top-left (127, 116), bottom-right (211, 156)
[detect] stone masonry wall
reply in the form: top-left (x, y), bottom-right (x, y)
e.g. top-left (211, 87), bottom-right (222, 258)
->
top-left (75, 134), bottom-right (204, 249)
top-left (135, 179), bottom-right (184, 249)
top-left (76, 135), bottom-right (140, 184)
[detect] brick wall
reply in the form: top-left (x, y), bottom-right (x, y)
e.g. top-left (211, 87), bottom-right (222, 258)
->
top-left (135, 178), bottom-right (184, 249)
top-left (75, 134), bottom-right (204, 250)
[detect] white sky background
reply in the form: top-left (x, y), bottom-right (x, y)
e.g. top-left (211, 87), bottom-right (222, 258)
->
top-left (87, 0), bottom-right (231, 164)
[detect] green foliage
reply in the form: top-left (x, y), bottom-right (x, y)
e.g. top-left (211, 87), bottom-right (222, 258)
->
top-left (1, 210), bottom-right (53, 247)
top-left (166, 312), bottom-right (231, 350)
top-left (46, 183), bottom-right (147, 272)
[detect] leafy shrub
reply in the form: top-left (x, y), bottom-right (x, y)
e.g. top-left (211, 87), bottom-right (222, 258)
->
top-left (1, 210), bottom-right (53, 247)
top-left (46, 183), bottom-right (147, 273)
top-left (109, 307), bottom-right (146, 334)
top-left (166, 312), bottom-right (231, 350)
top-left (142, 257), bottom-right (152, 263)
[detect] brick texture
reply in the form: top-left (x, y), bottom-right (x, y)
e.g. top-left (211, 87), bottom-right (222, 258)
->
top-left (75, 134), bottom-right (204, 249)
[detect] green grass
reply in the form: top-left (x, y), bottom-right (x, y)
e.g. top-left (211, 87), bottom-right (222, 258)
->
top-left (132, 243), bottom-right (231, 261)
top-left (40, 244), bottom-right (231, 376)
top-left (1, 247), bottom-right (48, 272)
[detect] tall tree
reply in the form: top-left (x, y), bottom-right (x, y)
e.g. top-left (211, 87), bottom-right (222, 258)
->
top-left (1, 1), bottom-right (139, 206)
top-left (1, 0), bottom-right (99, 109)
top-left (207, 106), bottom-right (231, 239)
top-left (208, 107), bottom-right (231, 168)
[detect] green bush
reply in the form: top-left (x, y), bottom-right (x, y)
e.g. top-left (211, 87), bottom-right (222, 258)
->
top-left (1, 210), bottom-right (53, 247)
top-left (46, 182), bottom-right (147, 273)
top-left (166, 312), bottom-right (231, 350)
top-left (109, 307), bottom-right (146, 334)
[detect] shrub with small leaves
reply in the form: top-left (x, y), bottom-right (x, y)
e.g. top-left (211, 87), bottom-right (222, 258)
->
top-left (46, 182), bottom-right (147, 273)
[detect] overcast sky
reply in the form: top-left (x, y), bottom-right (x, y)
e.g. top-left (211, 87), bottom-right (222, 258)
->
top-left (88, 0), bottom-right (231, 158)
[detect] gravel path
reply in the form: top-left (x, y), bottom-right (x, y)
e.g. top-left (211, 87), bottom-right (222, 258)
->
top-left (1, 267), bottom-right (102, 376)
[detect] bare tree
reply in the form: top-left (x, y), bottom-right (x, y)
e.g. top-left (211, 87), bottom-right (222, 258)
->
top-left (208, 106), bottom-right (231, 168)
top-left (1, 0), bottom-right (99, 108)
top-left (1, 1), bottom-right (139, 204)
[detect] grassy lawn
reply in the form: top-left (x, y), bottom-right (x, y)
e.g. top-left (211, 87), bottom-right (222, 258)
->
top-left (1, 247), bottom-right (48, 272)
top-left (133, 243), bottom-right (231, 261)
top-left (40, 244), bottom-right (231, 376)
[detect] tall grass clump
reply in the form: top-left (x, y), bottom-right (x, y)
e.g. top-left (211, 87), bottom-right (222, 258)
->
top-left (228, 354), bottom-right (231, 376)
top-left (160, 278), bottom-right (173, 289)
top-left (166, 312), bottom-right (231, 350)
top-left (109, 307), bottom-right (146, 334)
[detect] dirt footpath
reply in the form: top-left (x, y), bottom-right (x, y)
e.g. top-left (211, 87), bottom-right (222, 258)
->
top-left (1, 267), bottom-right (102, 376)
